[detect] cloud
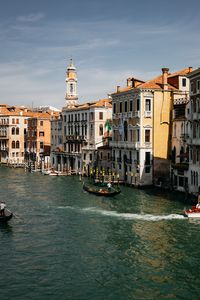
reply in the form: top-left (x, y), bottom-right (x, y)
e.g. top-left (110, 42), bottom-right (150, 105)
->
top-left (17, 13), bottom-right (45, 23)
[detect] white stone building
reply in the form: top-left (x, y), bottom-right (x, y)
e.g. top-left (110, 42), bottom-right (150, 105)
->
top-left (186, 68), bottom-right (200, 195)
top-left (51, 60), bottom-right (112, 173)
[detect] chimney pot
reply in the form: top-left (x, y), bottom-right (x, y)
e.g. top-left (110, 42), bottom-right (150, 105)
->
top-left (189, 67), bottom-right (193, 73)
top-left (162, 67), bottom-right (169, 90)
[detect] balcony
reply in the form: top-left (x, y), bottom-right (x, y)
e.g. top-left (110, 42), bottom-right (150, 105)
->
top-left (171, 162), bottom-right (189, 171)
top-left (109, 141), bottom-right (140, 149)
top-left (128, 112), bottom-right (133, 118)
top-left (144, 111), bottom-right (152, 118)
top-left (123, 112), bottom-right (128, 118)
top-left (0, 134), bottom-right (8, 139)
top-left (144, 142), bottom-right (151, 148)
top-left (65, 135), bottom-right (87, 143)
top-left (0, 147), bottom-right (8, 152)
top-left (134, 111), bottom-right (140, 118)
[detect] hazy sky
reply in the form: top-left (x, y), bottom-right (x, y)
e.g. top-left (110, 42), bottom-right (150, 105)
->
top-left (0, 0), bottom-right (200, 109)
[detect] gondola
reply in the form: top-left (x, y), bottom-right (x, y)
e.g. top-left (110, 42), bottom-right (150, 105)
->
top-left (0, 213), bottom-right (13, 223)
top-left (83, 182), bottom-right (121, 197)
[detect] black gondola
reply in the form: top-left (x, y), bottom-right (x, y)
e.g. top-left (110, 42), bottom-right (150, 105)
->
top-left (83, 182), bottom-right (121, 197)
top-left (0, 213), bottom-right (13, 223)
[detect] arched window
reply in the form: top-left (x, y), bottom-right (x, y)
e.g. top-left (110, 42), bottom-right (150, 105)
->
top-left (174, 124), bottom-right (176, 137)
top-left (16, 127), bottom-right (19, 135)
top-left (12, 127), bottom-right (15, 135)
top-left (99, 124), bottom-right (103, 136)
top-left (12, 141), bottom-right (15, 148)
top-left (16, 141), bottom-right (20, 148)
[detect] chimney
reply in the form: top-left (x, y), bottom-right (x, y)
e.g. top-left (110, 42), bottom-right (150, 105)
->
top-left (162, 68), bottom-right (169, 91)
top-left (189, 67), bottom-right (193, 73)
top-left (117, 86), bottom-right (120, 92)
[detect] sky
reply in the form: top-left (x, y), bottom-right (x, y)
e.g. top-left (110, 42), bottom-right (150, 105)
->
top-left (0, 0), bottom-right (200, 109)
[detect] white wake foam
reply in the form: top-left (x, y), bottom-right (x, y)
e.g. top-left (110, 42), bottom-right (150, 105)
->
top-left (57, 206), bottom-right (185, 221)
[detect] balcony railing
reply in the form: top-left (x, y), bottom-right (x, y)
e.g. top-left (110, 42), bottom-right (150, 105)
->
top-left (0, 147), bottom-right (8, 151)
top-left (110, 141), bottom-right (140, 149)
top-left (128, 112), bottom-right (133, 118)
top-left (144, 111), bottom-right (152, 118)
top-left (0, 134), bottom-right (8, 138)
top-left (171, 162), bottom-right (189, 171)
top-left (134, 111), bottom-right (140, 118)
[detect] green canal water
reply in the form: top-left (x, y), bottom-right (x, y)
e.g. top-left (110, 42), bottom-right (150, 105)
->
top-left (0, 166), bottom-right (199, 300)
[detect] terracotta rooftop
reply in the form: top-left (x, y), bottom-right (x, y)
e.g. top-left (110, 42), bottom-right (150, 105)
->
top-left (63, 98), bottom-right (112, 112)
top-left (112, 67), bottom-right (193, 94)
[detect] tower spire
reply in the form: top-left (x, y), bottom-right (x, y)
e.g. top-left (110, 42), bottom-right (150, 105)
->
top-left (65, 59), bottom-right (78, 108)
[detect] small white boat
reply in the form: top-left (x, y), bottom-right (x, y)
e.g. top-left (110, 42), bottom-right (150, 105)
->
top-left (184, 206), bottom-right (200, 218)
top-left (42, 170), bottom-right (51, 175)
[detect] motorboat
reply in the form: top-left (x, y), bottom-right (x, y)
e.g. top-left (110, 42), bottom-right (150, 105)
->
top-left (184, 206), bottom-right (200, 218)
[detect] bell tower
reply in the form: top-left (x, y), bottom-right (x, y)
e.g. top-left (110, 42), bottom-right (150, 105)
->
top-left (65, 59), bottom-right (78, 108)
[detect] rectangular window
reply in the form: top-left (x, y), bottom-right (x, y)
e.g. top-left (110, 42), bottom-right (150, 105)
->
top-left (130, 100), bottom-right (133, 112)
top-left (137, 98), bottom-right (140, 111)
top-left (136, 129), bottom-right (140, 142)
top-left (99, 125), bottom-right (103, 136)
top-left (99, 112), bottom-right (103, 120)
top-left (119, 102), bottom-right (122, 113)
top-left (39, 131), bottom-right (44, 137)
top-left (113, 103), bottom-right (116, 114)
top-left (145, 152), bottom-right (151, 164)
top-left (145, 99), bottom-right (151, 111)
top-left (16, 119), bottom-right (19, 124)
top-left (197, 80), bottom-right (200, 92)
top-left (40, 121), bottom-right (43, 126)
top-left (191, 83), bottom-right (194, 93)
top-left (145, 129), bottom-right (150, 142)
top-left (90, 154), bottom-right (92, 161)
top-left (125, 102), bottom-right (127, 112)
top-left (12, 118), bottom-right (15, 124)
top-left (182, 78), bottom-right (186, 87)
top-left (90, 112), bottom-right (94, 121)
top-left (40, 142), bottom-right (44, 149)
top-left (145, 152), bottom-right (151, 173)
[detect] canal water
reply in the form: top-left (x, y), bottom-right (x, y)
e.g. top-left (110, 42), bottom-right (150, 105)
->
top-left (0, 166), bottom-right (199, 300)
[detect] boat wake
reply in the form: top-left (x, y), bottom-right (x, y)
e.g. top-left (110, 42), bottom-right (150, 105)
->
top-left (57, 206), bottom-right (185, 221)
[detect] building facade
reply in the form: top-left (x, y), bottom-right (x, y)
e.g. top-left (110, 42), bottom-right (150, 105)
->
top-left (51, 60), bottom-right (112, 173)
top-left (187, 68), bottom-right (200, 195)
top-left (0, 105), bottom-right (33, 166)
top-left (111, 68), bottom-right (192, 186)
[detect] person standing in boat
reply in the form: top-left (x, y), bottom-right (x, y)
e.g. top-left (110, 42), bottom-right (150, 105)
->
top-left (0, 202), bottom-right (6, 216)
top-left (107, 182), bottom-right (112, 191)
top-left (196, 195), bottom-right (200, 209)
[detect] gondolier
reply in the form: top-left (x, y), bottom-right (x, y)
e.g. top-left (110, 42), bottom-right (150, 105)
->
top-left (0, 201), bottom-right (6, 216)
